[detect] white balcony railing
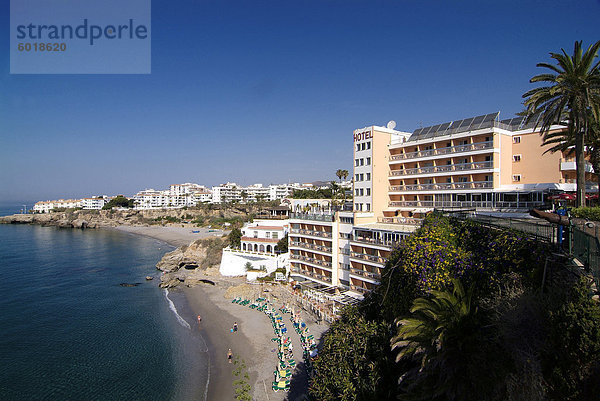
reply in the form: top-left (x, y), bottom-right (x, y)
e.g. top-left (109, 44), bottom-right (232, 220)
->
top-left (389, 180), bottom-right (493, 192)
top-left (390, 141), bottom-right (493, 161)
top-left (390, 160), bottom-right (493, 177)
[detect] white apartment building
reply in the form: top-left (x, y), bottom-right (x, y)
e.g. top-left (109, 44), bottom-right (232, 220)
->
top-left (211, 182), bottom-right (243, 203)
top-left (133, 189), bottom-right (170, 209)
top-left (133, 183), bottom-right (213, 209)
top-left (33, 199), bottom-right (82, 213)
top-left (240, 219), bottom-right (289, 254)
top-left (81, 196), bottom-right (109, 210)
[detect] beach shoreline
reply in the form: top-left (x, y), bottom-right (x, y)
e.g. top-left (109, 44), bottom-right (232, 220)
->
top-left (110, 225), bottom-right (228, 247)
top-left (112, 224), bottom-right (330, 400)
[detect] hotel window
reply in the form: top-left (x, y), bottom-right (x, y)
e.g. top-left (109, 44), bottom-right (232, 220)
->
top-left (485, 155), bottom-right (492, 162)
top-left (253, 231), bottom-right (258, 238)
top-left (361, 143), bottom-right (366, 151)
top-left (458, 177), bottom-right (468, 183)
top-left (366, 142), bottom-right (371, 150)
top-left (366, 157), bottom-right (371, 165)
top-left (359, 188), bottom-right (364, 196)
top-left (513, 136), bottom-right (521, 144)
top-left (265, 232), bottom-right (270, 238)
top-left (366, 203), bottom-right (371, 211)
top-left (366, 188), bottom-right (371, 196)
top-left (356, 144), bottom-right (361, 152)
top-left (360, 158), bottom-right (364, 166)
top-left (355, 174), bottom-right (360, 181)
top-left (485, 175), bottom-right (493, 182)
top-left (446, 177), bottom-right (452, 183)
top-left (513, 154), bottom-right (522, 162)
top-left (512, 174), bottom-right (522, 182)
top-left (273, 232), bottom-right (278, 239)
top-left (355, 189), bottom-right (360, 196)
top-left (360, 173), bottom-right (364, 181)
top-left (355, 159), bottom-right (360, 166)
top-left (355, 203), bottom-right (360, 210)
top-left (366, 173), bottom-right (371, 181)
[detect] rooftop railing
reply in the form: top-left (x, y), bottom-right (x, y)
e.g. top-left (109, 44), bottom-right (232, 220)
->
top-left (390, 141), bottom-right (493, 161)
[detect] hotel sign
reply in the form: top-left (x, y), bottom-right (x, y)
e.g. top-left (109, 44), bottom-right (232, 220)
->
top-left (354, 130), bottom-right (372, 142)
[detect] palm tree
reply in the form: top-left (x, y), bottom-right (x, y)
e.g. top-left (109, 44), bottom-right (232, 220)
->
top-left (523, 40), bottom-right (600, 207)
top-left (336, 169), bottom-right (349, 182)
top-left (391, 279), bottom-right (481, 400)
top-left (335, 169), bottom-right (349, 204)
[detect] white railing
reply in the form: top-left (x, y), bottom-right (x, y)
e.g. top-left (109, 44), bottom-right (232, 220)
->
top-left (389, 180), bottom-right (493, 192)
top-left (390, 141), bottom-right (493, 161)
top-left (390, 160), bottom-right (493, 177)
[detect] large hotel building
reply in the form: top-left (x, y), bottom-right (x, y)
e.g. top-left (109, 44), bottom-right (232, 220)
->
top-left (290, 112), bottom-right (597, 297)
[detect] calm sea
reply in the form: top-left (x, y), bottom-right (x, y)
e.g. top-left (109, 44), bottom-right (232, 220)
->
top-left (0, 224), bottom-right (209, 400)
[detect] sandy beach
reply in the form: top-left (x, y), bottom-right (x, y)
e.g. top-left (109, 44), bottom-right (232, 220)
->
top-left (112, 225), bottom-right (330, 400)
top-left (183, 276), bottom-right (329, 401)
top-left (112, 225), bottom-right (228, 247)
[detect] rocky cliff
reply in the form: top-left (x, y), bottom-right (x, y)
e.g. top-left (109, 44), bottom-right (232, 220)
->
top-left (156, 237), bottom-right (227, 288)
top-left (0, 207), bottom-right (248, 229)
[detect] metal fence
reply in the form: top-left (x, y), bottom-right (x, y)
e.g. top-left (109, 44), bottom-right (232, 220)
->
top-left (446, 212), bottom-right (556, 243)
top-left (573, 227), bottom-right (600, 288)
top-left (448, 211), bottom-right (600, 288)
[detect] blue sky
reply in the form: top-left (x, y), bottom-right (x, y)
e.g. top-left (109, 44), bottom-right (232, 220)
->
top-left (1, 0), bottom-right (599, 202)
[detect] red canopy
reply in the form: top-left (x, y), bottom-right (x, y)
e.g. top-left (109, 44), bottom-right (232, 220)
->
top-left (548, 193), bottom-right (576, 200)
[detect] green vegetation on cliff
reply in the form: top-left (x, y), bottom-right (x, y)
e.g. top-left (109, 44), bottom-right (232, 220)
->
top-left (102, 196), bottom-right (134, 209)
top-left (310, 214), bottom-right (600, 401)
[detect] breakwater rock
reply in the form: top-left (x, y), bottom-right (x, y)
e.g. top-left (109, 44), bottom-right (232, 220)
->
top-left (156, 237), bottom-right (226, 288)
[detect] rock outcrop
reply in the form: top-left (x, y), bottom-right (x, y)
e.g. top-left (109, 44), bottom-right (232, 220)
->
top-left (0, 207), bottom-right (247, 229)
top-left (156, 237), bottom-right (227, 288)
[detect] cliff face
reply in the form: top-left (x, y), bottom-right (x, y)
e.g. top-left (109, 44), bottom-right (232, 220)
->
top-left (156, 237), bottom-right (227, 288)
top-left (0, 207), bottom-right (247, 228)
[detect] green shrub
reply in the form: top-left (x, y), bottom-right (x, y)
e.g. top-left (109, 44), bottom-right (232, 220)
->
top-left (571, 207), bottom-right (600, 221)
top-left (543, 277), bottom-right (600, 400)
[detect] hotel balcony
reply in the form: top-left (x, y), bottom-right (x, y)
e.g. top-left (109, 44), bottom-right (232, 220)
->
top-left (389, 161), bottom-right (493, 178)
top-left (290, 266), bottom-right (332, 284)
top-left (351, 235), bottom-right (395, 248)
top-left (389, 200), bottom-right (494, 208)
top-left (290, 228), bottom-right (333, 239)
top-left (289, 241), bottom-right (333, 254)
top-left (377, 216), bottom-right (424, 225)
top-left (350, 268), bottom-right (381, 281)
top-left (389, 180), bottom-right (493, 193)
top-left (290, 212), bottom-right (335, 222)
top-left (390, 141), bottom-right (493, 162)
top-left (349, 285), bottom-right (370, 294)
top-left (560, 159), bottom-right (594, 173)
top-left (290, 253), bottom-right (333, 269)
top-left (350, 251), bottom-right (386, 265)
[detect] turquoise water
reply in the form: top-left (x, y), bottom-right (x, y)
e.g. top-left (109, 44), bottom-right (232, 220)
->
top-left (0, 224), bottom-right (208, 400)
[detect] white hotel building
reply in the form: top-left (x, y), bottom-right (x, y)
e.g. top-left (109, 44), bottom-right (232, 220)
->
top-left (290, 112), bottom-right (590, 297)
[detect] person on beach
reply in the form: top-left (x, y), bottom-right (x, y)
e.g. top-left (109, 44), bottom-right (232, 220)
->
top-left (233, 322), bottom-right (238, 332)
top-left (227, 349), bottom-right (233, 363)
top-left (197, 315), bottom-right (202, 323)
